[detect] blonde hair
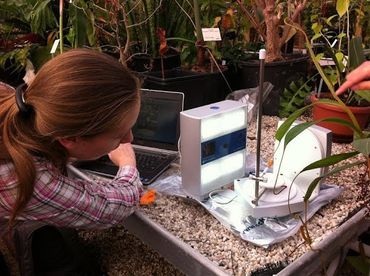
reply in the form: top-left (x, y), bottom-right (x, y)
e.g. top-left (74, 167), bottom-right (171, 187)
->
top-left (0, 49), bottom-right (140, 223)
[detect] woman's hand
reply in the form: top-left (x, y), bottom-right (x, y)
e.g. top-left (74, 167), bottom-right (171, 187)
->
top-left (336, 61), bottom-right (370, 95)
top-left (109, 143), bottom-right (136, 167)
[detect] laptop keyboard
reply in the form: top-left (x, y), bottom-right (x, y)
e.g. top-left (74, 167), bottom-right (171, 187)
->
top-left (136, 152), bottom-right (169, 171)
top-left (135, 151), bottom-right (176, 184)
top-left (74, 152), bottom-right (176, 185)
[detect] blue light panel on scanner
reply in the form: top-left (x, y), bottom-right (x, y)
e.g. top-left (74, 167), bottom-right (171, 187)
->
top-left (201, 128), bottom-right (247, 165)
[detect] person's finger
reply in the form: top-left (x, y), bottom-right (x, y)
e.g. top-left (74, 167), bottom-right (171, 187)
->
top-left (336, 62), bottom-right (370, 95)
top-left (336, 80), bottom-right (354, 95)
top-left (351, 81), bottom-right (370, 91)
top-left (344, 62), bottom-right (370, 86)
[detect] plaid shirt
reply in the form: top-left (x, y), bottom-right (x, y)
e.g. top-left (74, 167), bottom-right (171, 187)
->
top-left (0, 158), bottom-right (143, 229)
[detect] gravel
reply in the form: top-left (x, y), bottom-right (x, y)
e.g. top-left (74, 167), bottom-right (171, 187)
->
top-left (79, 116), bottom-right (369, 276)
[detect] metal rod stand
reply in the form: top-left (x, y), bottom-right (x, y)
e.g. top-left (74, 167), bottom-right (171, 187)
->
top-left (253, 49), bottom-right (266, 206)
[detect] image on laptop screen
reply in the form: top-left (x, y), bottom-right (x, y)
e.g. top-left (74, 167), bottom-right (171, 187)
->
top-left (133, 89), bottom-right (184, 151)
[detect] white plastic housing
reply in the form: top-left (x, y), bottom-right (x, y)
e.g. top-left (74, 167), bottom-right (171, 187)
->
top-left (180, 100), bottom-right (248, 200)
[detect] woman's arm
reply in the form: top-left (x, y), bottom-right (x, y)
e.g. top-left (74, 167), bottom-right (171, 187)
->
top-left (28, 160), bottom-right (143, 229)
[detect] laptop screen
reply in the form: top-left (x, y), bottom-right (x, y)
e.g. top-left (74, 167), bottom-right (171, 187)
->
top-left (132, 89), bottom-right (184, 151)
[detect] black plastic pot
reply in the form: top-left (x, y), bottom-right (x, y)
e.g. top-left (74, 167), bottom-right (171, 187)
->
top-left (141, 68), bottom-right (231, 110)
top-left (129, 52), bottom-right (181, 72)
top-left (238, 54), bottom-right (309, 116)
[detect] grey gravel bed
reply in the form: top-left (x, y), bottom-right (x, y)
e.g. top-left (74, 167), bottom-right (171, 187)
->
top-left (79, 116), bottom-right (368, 275)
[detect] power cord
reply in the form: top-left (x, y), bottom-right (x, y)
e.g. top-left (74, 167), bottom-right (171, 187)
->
top-left (209, 189), bottom-right (237, 205)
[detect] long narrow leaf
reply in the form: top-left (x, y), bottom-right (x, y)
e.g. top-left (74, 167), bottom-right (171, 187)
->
top-left (318, 117), bottom-right (362, 135)
top-left (349, 37), bottom-right (365, 70)
top-left (324, 44), bottom-right (343, 74)
top-left (284, 117), bottom-right (361, 150)
top-left (353, 137), bottom-right (370, 156)
top-left (353, 90), bottom-right (370, 102)
top-left (301, 151), bottom-right (359, 171)
top-left (275, 104), bottom-right (313, 141)
top-left (304, 160), bottom-right (365, 201)
top-left (284, 121), bottom-right (316, 148)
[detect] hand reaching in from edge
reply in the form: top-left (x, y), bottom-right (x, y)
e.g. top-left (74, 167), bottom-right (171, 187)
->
top-left (109, 143), bottom-right (136, 168)
top-left (336, 61), bottom-right (370, 95)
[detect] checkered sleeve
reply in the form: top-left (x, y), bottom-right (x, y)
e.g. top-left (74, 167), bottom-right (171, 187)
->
top-left (25, 161), bottom-right (144, 229)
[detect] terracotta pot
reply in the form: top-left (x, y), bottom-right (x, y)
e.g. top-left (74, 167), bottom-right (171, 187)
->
top-left (311, 94), bottom-right (370, 142)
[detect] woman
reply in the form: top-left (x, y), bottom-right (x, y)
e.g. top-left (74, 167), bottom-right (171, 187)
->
top-left (0, 49), bottom-right (144, 274)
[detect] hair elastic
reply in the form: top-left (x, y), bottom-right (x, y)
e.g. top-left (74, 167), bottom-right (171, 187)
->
top-left (15, 84), bottom-right (31, 114)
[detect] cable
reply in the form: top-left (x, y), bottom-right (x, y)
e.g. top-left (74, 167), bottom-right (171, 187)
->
top-left (208, 189), bottom-right (237, 205)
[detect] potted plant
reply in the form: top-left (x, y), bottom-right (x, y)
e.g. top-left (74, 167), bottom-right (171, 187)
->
top-left (305, 0), bottom-right (370, 142)
top-left (226, 0), bottom-right (310, 116)
top-left (235, 0), bottom-right (309, 62)
top-left (273, 1), bottom-right (369, 270)
top-left (277, 0), bottom-right (370, 176)
top-left (139, 0), bottom-right (233, 109)
top-left (119, 0), bottom-right (191, 71)
top-left (273, 3), bottom-right (369, 272)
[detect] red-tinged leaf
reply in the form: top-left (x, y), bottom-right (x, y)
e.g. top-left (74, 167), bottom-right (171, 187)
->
top-left (97, 16), bottom-right (107, 24)
top-left (222, 14), bottom-right (233, 30)
top-left (157, 28), bottom-right (168, 56)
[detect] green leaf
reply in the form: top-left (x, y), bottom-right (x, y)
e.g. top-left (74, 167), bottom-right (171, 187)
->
top-left (311, 23), bottom-right (322, 34)
top-left (353, 90), bottom-right (370, 102)
top-left (335, 52), bottom-right (344, 63)
top-left (275, 104), bottom-right (312, 141)
top-left (325, 15), bottom-right (337, 27)
top-left (337, 33), bottom-right (346, 39)
top-left (304, 160), bottom-right (365, 201)
top-left (293, 98), bottom-right (304, 105)
top-left (86, 6), bottom-right (96, 46)
top-left (284, 121), bottom-right (317, 149)
top-left (349, 37), bottom-right (365, 70)
top-left (311, 33), bottom-right (322, 42)
top-left (319, 116), bottom-right (362, 135)
top-left (282, 117), bottom-right (362, 152)
top-left (66, 0), bottom-right (96, 48)
top-left (336, 0), bottom-right (350, 18)
top-left (315, 53), bottom-right (324, 61)
top-left (301, 151), bottom-right (359, 171)
top-left (289, 82), bottom-right (298, 91)
top-left (30, 0), bottom-right (56, 35)
top-left (352, 137), bottom-right (370, 156)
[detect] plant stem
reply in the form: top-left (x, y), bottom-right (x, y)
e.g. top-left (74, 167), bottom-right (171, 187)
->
top-left (193, 0), bottom-right (202, 42)
top-left (193, 0), bottom-right (205, 67)
top-left (120, 2), bottom-right (130, 66)
top-left (166, 37), bottom-right (194, 44)
top-left (59, 0), bottom-right (64, 53)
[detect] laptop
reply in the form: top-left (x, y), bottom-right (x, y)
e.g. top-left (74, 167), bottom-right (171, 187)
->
top-left (74, 89), bottom-right (184, 185)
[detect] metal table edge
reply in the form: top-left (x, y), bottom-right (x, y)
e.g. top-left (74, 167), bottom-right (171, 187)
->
top-left (277, 207), bottom-right (370, 275)
top-left (123, 210), bottom-right (230, 276)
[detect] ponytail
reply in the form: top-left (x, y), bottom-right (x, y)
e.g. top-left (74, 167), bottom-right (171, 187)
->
top-left (0, 85), bottom-right (36, 225)
top-left (0, 84), bottom-right (67, 226)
